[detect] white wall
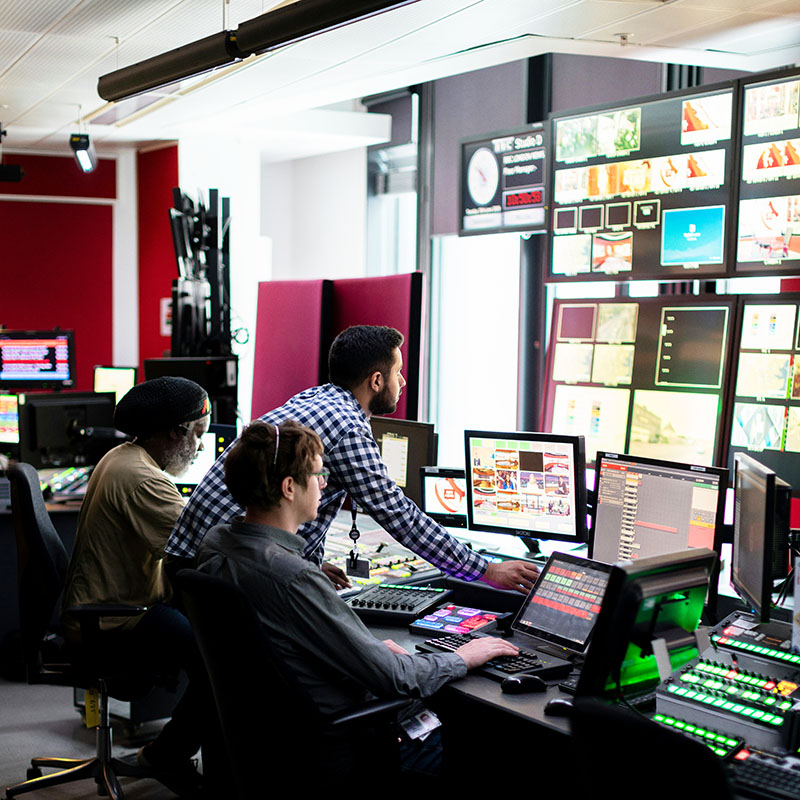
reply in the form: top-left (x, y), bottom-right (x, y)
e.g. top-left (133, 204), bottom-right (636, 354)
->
top-left (178, 135), bottom-right (271, 426)
top-left (261, 148), bottom-right (368, 280)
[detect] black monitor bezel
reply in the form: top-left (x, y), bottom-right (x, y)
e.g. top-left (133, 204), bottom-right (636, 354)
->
top-left (419, 466), bottom-right (467, 529)
top-left (0, 329), bottom-right (76, 390)
top-left (464, 429), bottom-right (588, 544)
top-left (731, 452), bottom-right (777, 623)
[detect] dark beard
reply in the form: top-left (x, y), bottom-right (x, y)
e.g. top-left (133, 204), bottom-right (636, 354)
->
top-left (368, 384), bottom-right (398, 416)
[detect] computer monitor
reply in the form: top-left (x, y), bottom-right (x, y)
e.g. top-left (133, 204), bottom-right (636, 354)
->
top-left (576, 548), bottom-right (716, 704)
top-left (93, 366), bottom-right (137, 405)
top-left (370, 417), bottom-right (437, 508)
top-left (0, 393), bottom-right (19, 448)
top-left (18, 391), bottom-right (120, 469)
top-left (171, 424), bottom-right (237, 497)
top-left (464, 429), bottom-right (587, 550)
top-left (590, 452), bottom-right (727, 562)
top-left (731, 453), bottom-right (791, 624)
top-left (0, 329), bottom-right (76, 390)
top-left (419, 467), bottom-right (467, 529)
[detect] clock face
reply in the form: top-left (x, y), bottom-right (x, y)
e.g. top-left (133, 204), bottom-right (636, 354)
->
top-left (467, 147), bottom-right (500, 206)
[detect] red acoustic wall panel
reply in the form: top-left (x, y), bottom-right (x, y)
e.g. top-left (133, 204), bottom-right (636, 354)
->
top-left (137, 146), bottom-right (179, 374)
top-left (331, 272), bottom-right (423, 420)
top-left (251, 279), bottom-right (333, 419)
top-left (0, 153), bottom-right (116, 198)
top-left (0, 200), bottom-right (113, 390)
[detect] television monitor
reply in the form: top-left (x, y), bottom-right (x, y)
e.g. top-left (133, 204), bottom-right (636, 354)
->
top-left (17, 391), bottom-right (120, 469)
top-left (576, 548), bottom-right (716, 704)
top-left (0, 329), bottom-right (76, 390)
top-left (0, 393), bottom-right (19, 447)
top-left (370, 417), bottom-right (437, 508)
top-left (93, 366), bottom-right (137, 406)
top-left (419, 466), bottom-right (467, 529)
top-left (731, 453), bottom-right (791, 623)
top-left (590, 452), bottom-right (727, 562)
top-left (464, 429), bottom-right (588, 551)
top-left (549, 81), bottom-right (735, 282)
top-left (735, 68), bottom-right (800, 274)
top-left (171, 423), bottom-right (237, 497)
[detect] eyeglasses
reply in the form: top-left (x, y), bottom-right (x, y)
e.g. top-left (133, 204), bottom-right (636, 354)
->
top-left (311, 469), bottom-right (330, 489)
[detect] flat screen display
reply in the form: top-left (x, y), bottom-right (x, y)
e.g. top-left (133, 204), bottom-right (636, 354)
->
top-left (464, 429), bottom-right (587, 543)
top-left (727, 294), bottom-right (800, 496)
top-left (419, 467), bottom-right (467, 528)
top-left (591, 452), bottom-right (727, 568)
top-left (736, 69), bottom-right (800, 275)
top-left (0, 393), bottom-right (19, 445)
top-left (0, 330), bottom-right (75, 389)
top-left (370, 417), bottom-right (436, 508)
top-left (550, 83), bottom-right (735, 281)
top-left (543, 297), bottom-right (734, 466)
top-left (460, 124), bottom-right (547, 236)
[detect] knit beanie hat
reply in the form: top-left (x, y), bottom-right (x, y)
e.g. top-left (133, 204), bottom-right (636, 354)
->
top-left (114, 376), bottom-right (210, 436)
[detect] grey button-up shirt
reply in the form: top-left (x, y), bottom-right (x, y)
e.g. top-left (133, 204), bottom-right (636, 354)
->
top-left (196, 518), bottom-right (467, 716)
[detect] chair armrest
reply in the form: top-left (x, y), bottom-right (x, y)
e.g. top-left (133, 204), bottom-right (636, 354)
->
top-left (66, 604), bottom-right (147, 617)
top-left (326, 697), bottom-right (411, 728)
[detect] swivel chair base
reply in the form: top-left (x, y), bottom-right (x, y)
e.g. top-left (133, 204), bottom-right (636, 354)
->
top-left (6, 685), bottom-right (149, 800)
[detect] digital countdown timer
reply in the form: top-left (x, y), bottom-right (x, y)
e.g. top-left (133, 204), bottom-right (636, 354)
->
top-left (460, 123), bottom-right (548, 236)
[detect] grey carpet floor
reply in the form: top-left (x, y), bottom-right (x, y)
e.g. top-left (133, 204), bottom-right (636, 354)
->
top-left (0, 678), bottom-right (178, 799)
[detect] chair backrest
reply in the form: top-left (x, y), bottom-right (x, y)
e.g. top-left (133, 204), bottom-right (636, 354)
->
top-left (175, 568), bottom-right (324, 795)
top-left (7, 462), bottom-right (70, 678)
top-left (570, 696), bottom-right (734, 796)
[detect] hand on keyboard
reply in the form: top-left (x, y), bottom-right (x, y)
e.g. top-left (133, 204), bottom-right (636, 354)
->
top-left (455, 637), bottom-right (519, 670)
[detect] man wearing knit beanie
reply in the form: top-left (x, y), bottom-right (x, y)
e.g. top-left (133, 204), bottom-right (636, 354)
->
top-left (61, 376), bottom-right (212, 794)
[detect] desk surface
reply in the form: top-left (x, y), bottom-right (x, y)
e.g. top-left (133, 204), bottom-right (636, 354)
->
top-left (369, 621), bottom-right (572, 736)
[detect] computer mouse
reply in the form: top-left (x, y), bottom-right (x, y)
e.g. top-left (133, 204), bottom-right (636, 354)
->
top-left (544, 697), bottom-right (575, 717)
top-left (500, 674), bottom-right (547, 694)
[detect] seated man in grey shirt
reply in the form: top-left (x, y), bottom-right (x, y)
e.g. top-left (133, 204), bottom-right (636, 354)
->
top-left (195, 419), bottom-right (517, 721)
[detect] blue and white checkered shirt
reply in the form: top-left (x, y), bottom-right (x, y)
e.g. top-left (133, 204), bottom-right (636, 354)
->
top-left (165, 384), bottom-right (488, 581)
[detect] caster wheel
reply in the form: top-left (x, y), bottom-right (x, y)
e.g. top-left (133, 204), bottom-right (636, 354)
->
top-left (26, 768), bottom-right (42, 780)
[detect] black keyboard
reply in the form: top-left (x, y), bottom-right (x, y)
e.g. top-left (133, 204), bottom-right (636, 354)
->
top-left (345, 584), bottom-right (452, 623)
top-left (416, 633), bottom-right (573, 681)
top-left (729, 753), bottom-right (800, 800)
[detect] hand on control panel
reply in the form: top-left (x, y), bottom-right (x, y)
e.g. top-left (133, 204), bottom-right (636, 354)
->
top-left (322, 561), bottom-right (352, 589)
top-left (480, 560), bottom-right (540, 594)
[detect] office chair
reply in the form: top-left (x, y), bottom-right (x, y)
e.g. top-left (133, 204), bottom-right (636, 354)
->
top-left (569, 696), bottom-right (735, 797)
top-left (3, 461), bottom-right (160, 800)
top-left (175, 568), bottom-right (410, 797)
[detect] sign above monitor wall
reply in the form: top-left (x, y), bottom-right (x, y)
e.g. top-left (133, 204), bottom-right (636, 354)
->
top-left (459, 122), bottom-right (547, 236)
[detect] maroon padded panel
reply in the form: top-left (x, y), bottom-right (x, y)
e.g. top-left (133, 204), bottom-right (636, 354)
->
top-left (251, 280), bottom-right (330, 419)
top-left (331, 273), bottom-right (423, 420)
top-left (1, 154), bottom-right (116, 198)
top-left (0, 200), bottom-right (112, 390)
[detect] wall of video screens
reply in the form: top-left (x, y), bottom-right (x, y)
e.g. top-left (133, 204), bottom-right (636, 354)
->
top-left (542, 293), bottom-right (800, 495)
top-left (727, 296), bottom-right (800, 490)
top-left (542, 297), bottom-right (736, 466)
top-left (550, 84), bottom-right (735, 281)
top-left (736, 73), bottom-right (800, 274)
top-left (545, 66), bottom-right (800, 282)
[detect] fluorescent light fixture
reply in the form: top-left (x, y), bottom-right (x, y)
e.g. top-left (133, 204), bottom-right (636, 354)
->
top-left (97, 0), bottom-right (418, 102)
top-left (69, 133), bottom-right (96, 173)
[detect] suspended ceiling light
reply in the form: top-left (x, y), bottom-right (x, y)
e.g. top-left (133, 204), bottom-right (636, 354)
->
top-left (70, 133), bottom-right (97, 173)
top-left (97, 0), bottom-right (418, 102)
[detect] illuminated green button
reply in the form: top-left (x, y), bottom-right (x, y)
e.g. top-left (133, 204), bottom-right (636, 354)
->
top-left (751, 710), bottom-right (764, 719)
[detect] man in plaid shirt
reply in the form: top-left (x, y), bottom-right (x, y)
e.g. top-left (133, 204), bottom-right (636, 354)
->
top-left (165, 326), bottom-right (538, 593)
